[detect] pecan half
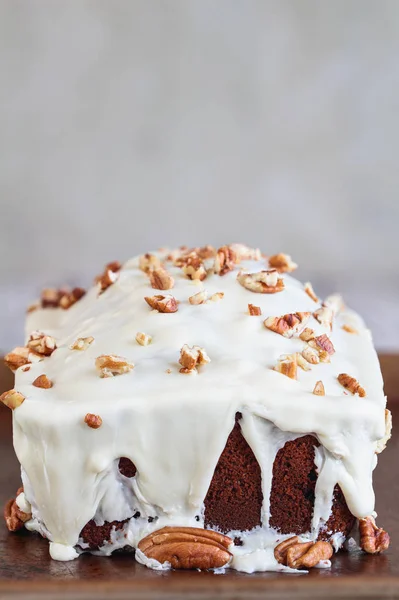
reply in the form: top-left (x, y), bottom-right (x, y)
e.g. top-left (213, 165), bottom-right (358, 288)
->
top-left (376, 409), bottom-right (392, 454)
top-left (359, 516), bottom-right (390, 554)
top-left (313, 306), bottom-right (334, 331)
top-left (136, 332), bottom-right (152, 346)
top-left (264, 312), bottom-right (310, 338)
top-left (313, 380), bottom-right (325, 396)
top-left (304, 282), bottom-right (319, 303)
top-left (32, 374), bottom-right (53, 389)
top-left (27, 331), bottom-right (57, 357)
top-left (214, 246), bottom-right (237, 276)
top-left (338, 373), bottom-right (366, 397)
top-left (139, 253), bottom-right (162, 273)
top-left (84, 413), bottom-right (103, 429)
top-left (4, 487), bottom-right (31, 532)
top-left (248, 304), bottom-right (262, 316)
top-left (310, 334), bottom-right (335, 357)
top-left (237, 270), bottom-right (284, 294)
top-left (274, 354), bottom-right (297, 380)
top-left (4, 347), bottom-right (31, 371)
top-left (149, 267), bottom-right (174, 290)
top-left (179, 345), bottom-right (210, 374)
top-left (0, 390), bottom-right (25, 410)
top-left (70, 336), bottom-right (94, 351)
top-left (138, 526), bottom-right (232, 570)
top-left (189, 290), bottom-right (208, 305)
top-left (145, 294), bottom-right (178, 313)
top-left (274, 536), bottom-right (333, 569)
top-left (269, 253), bottom-right (298, 273)
top-left (95, 355), bottom-right (134, 378)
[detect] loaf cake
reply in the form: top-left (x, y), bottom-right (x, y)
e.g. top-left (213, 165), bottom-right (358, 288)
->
top-left (2, 244), bottom-right (391, 572)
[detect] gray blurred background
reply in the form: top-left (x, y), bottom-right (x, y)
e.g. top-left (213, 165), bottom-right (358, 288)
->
top-left (0, 0), bottom-right (398, 351)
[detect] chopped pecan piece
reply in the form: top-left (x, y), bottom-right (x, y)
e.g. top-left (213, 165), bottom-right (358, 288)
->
top-left (304, 282), bottom-right (319, 303)
top-left (145, 294), bottom-right (178, 313)
top-left (70, 336), bottom-right (94, 351)
top-left (269, 253), bottom-right (298, 273)
top-left (274, 536), bottom-right (333, 569)
top-left (196, 245), bottom-right (216, 259)
top-left (136, 332), bottom-right (152, 346)
top-left (296, 353), bottom-right (312, 371)
top-left (189, 290), bottom-right (208, 305)
top-left (209, 292), bottom-right (224, 302)
top-left (41, 288), bottom-right (64, 308)
top-left (359, 516), bottom-right (390, 554)
top-left (376, 409), bottom-right (392, 454)
top-left (229, 243), bottom-right (261, 261)
top-left (323, 294), bottom-right (345, 315)
top-left (274, 355), bottom-right (297, 380)
top-left (179, 345), bottom-right (210, 374)
top-left (264, 312), bottom-right (310, 338)
top-left (182, 255), bottom-right (207, 281)
top-left (313, 306), bottom-right (334, 331)
top-left (0, 390), bottom-right (25, 410)
top-left (84, 413), bottom-right (103, 429)
top-left (139, 253), bottom-right (162, 273)
top-left (237, 270), bottom-right (284, 294)
top-left (97, 267), bottom-right (119, 294)
top-left (214, 246), bottom-right (237, 276)
top-left (248, 304), bottom-right (262, 316)
top-left (138, 526), bottom-right (232, 570)
top-left (32, 374), bottom-right (53, 389)
top-left (342, 324), bottom-right (358, 334)
top-left (313, 380), bottom-right (325, 396)
top-left (27, 331), bottom-right (57, 357)
top-left (300, 327), bottom-right (315, 342)
top-left (301, 346), bottom-right (320, 365)
top-left (337, 373), bottom-right (366, 397)
top-left (95, 355), bottom-right (134, 378)
top-left (4, 487), bottom-right (31, 532)
top-left (4, 347), bottom-right (31, 371)
top-left (149, 267), bottom-right (174, 290)
top-left (312, 334), bottom-right (335, 356)
top-left (59, 287), bottom-right (86, 309)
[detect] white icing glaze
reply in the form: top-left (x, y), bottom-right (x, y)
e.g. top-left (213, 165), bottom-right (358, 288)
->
top-left (11, 250), bottom-right (387, 572)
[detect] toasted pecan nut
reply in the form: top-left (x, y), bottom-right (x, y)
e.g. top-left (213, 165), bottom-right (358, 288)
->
top-left (229, 243), bottom-right (261, 262)
top-left (196, 245), bottom-right (216, 260)
top-left (40, 288), bottom-right (64, 308)
top-left (145, 294), bottom-right (178, 313)
top-left (149, 267), bottom-right (174, 291)
top-left (274, 536), bottom-right (332, 569)
top-left (313, 380), bottom-right (325, 396)
top-left (269, 253), bottom-right (298, 273)
top-left (376, 409), bottom-right (392, 454)
top-left (338, 373), bottom-right (366, 397)
top-left (4, 487), bottom-right (31, 532)
top-left (301, 346), bottom-right (320, 365)
top-left (139, 253), bottom-right (162, 273)
top-left (237, 270), bottom-right (284, 294)
top-left (300, 327), bottom-right (315, 342)
top-left (312, 334), bottom-right (335, 356)
top-left (189, 290), bottom-right (208, 305)
top-left (84, 413), bottom-right (103, 429)
top-left (4, 347), bottom-right (31, 372)
top-left (95, 355), bottom-right (134, 378)
top-left (323, 294), bottom-right (345, 315)
top-left (296, 353), bottom-right (312, 371)
top-left (136, 332), bottom-right (152, 346)
top-left (248, 304), bottom-right (262, 316)
top-left (27, 331), bottom-right (57, 357)
top-left (313, 306), bottom-right (334, 331)
top-left (138, 526), bottom-right (232, 570)
top-left (0, 390), bottom-right (25, 410)
top-left (274, 354), bottom-right (297, 380)
top-left (304, 282), bottom-right (319, 303)
top-left (179, 345), bottom-right (210, 373)
top-left (182, 256), bottom-right (207, 281)
top-left (32, 374), bottom-right (53, 389)
top-left (359, 516), bottom-right (390, 554)
top-left (264, 312), bottom-right (310, 338)
top-left (209, 292), bottom-right (224, 302)
top-left (70, 336), bottom-right (94, 351)
top-left (214, 246), bottom-right (237, 276)
top-left (342, 324), bottom-right (358, 334)
top-left (97, 268), bottom-right (119, 294)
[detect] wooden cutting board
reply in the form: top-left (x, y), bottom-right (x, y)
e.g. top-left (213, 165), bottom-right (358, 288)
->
top-left (0, 356), bottom-right (398, 600)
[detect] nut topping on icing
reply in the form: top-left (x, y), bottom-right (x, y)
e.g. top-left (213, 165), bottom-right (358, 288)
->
top-left (59, 287), bottom-right (86, 309)
top-left (70, 337), bottom-right (94, 351)
top-left (301, 346), bottom-right (320, 365)
top-left (237, 270), bottom-right (285, 294)
top-left (139, 253), bottom-right (162, 273)
top-left (41, 288), bottom-right (64, 308)
top-left (209, 292), bottom-right (224, 302)
top-left (27, 331), bottom-right (57, 357)
top-left (4, 347), bottom-right (31, 372)
top-left (136, 332), bottom-right (152, 346)
top-left (323, 294), bottom-right (345, 315)
top-left (376, 409), bottom-right (392, 454)
top-left (229, 243), bottom-right (261, 262)
top-left (137, 526), bottom-right (232, 570)
top-left (95, 355), bottom-right (134, 378)
top-left (179, 345), bottom-right (210, 374)
top-left (4, 487), bottom-right (32, 532)
top-left (149, 267), bottom-right (174, 291)
top-left (268, 253), bottom-right (298, 273)
top-left (296, 353), bottom-right (312, 371)
top-left (189, 290), bottom-right (208, 305)
top-left (84, 413), bottom-right (103, 429)
top-left (300, 327), bottom-right (315, 342)
top-left (313, 306), bottom-right (334, 331)
top-left (274, 536), bottom-right (333, 569)
top-left (97, 268), bottom-right (119, 294)
top-left (304, 282), bottom-right (319, 303)
top-left (313, 380), bottom-right (325, 396)
top-left (264, 312), bottom-right (310, 338)
top-left (145, 294), bottom-right (178, 313)
top-left (32, 375), bottom-right (53, 389)
top-left (214, 246), bottom-right (237, 276)
top-left (359, 516), bottom-right (390, 554)
top-left (342, 324), bottom-right (358, 334)
top-left (337, 373), bottom-right (366, 397)
top-left (274, 354), bottom-right (297, 380)
top-left (0, 390), bottom-right (25, 410)
top-left (312, 334), bottom-right (335, 357)
top-left (248, 304), bottom-right (262, 316)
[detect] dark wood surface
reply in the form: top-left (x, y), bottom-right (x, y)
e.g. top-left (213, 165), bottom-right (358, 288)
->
top-left (0, 356), bottom-right (398, 600)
